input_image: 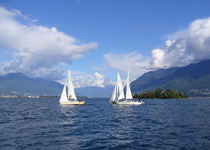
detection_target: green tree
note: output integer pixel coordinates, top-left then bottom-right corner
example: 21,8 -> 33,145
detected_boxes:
135,88 -> 188,99
140,92 -> 146,99
162,92 -> 168,99
133,94 -> 139,99
149,91 -> 156,99
165,89 -> 176,98
155,88 -> 162,98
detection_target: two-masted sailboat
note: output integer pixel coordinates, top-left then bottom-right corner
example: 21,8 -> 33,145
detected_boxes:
59,69 -> 85,105
110,71 -> 144,105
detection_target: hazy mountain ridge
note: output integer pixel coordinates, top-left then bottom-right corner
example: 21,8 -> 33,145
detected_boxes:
0,73 -> 113,97
131,59 -> 210,97
1,59 -> 210,97
0,73 -> 63,96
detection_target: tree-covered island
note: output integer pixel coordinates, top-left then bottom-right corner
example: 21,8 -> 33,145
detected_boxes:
133,88 -> 188,99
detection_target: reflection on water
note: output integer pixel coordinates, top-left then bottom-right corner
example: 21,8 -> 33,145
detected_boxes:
60,105 -> 78,131
60,105 -> 76,115
0,98 -> 210,149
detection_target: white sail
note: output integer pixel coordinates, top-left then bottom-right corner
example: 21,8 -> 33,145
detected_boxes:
126,71 -> 133,100
59,83 -> 69,103
117,72 -> 125,100
67,69 -> 77,100
118,87 -> 125,100
110,71 -> 144,105
110,82 -> 117,102
110,72 -> 125,102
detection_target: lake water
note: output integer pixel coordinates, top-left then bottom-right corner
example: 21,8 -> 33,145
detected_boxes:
0,98 -> 210,150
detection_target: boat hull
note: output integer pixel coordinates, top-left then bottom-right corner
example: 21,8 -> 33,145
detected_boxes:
111,100 -> 144,105
60,100 -> 85,105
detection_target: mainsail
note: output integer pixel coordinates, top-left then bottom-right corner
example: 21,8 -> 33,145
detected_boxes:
67,69 -> 77,100
110,82 -> 117,102
110,72 -> 125,102
117,72 -> 125,100
126,71 -> 133,100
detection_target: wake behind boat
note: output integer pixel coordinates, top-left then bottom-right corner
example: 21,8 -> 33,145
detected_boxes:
59,69 -> 85,105
110,71 -> 144,105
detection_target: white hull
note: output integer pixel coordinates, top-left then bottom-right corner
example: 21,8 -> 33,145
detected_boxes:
111,100 -> 144,105
60,100 -> 85,105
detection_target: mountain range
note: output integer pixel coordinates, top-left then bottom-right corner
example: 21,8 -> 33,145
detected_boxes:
131,59 -> 210,97
0,73 -> 63,96
0,72 -> 112,97
0,59 -> 210,97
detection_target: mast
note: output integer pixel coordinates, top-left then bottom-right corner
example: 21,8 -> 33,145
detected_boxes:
126,71 -> 133,100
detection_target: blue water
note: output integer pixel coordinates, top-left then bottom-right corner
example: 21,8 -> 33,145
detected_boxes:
0,98 -> 210,150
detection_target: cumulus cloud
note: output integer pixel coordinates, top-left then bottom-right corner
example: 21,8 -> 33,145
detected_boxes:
0,7 -> 98,80
151,17 -> 210,69
105,17 -> 210,79
72,72 -> 114,88
104,52 -> 151,79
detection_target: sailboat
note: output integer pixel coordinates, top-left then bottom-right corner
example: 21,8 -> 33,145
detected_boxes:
59,69 -> 85,105
110,71 -> 144,105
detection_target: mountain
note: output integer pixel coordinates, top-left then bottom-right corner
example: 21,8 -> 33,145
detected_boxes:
0,73 -> 63,96
3,60 -> 210,97
0,72 -> 113,97
131,59 -> 210,97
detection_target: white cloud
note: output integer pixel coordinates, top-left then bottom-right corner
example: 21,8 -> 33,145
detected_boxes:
151,17 -> 210,69
0,7 -> 98,80
151,49 -> 165,68
104,51 -> 151,79
73,72 -> 114,88
105,17 -> 210,79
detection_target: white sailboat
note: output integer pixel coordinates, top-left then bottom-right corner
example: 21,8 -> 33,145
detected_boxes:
110,71 -> 144,105
59,69 -> 85,105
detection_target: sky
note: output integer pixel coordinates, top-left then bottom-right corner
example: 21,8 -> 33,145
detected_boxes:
0,0 -> 210,88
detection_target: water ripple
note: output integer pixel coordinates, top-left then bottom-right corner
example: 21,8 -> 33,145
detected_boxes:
0,98 -> 210,149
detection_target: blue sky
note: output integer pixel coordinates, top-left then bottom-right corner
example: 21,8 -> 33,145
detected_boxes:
0,0 -> 210,87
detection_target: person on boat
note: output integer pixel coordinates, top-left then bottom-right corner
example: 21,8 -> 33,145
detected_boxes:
138,97 -> 141,102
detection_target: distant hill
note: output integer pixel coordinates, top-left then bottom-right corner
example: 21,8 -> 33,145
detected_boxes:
0,73 -> 63,96
3,60 -> 210,97
0,72 -> 113,97
131,59 -> 210,97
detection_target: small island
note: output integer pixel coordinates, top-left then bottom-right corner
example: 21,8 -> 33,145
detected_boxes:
133,88 -> 189,99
